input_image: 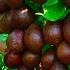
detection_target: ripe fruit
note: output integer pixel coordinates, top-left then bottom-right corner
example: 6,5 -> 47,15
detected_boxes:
50,61 -> 66,70
0,0 -> 8,13
57,42 -> 70,64
6,30 -> 24,53
4,52 -> 21,68
63,15 -> 70,44
5,0 -> 23,8
0,11 -> 13,33
65,0 -> 70,6
43,22 -> 62,45
22,52 -> 40,69
40,51 -> 55,70
24,24 -> 44,53
11,8 -> 34,29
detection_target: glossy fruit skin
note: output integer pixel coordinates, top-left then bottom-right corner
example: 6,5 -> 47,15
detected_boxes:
22,52 -> 40,69
4,52 -> 21,68
17,64 -> 29,70
24,24 -> 44,53
11,8 -> 34,29
33,0 -> 46,4
50,62 -> 66,70
40,51 -> 55,70
6,30 -> 24,53
5,0 -> 22,8
0,0 -> 8,13
65,0 -> 70,6
63,15 -> 70,44
43,22 -> 62,46
57,42 -> 70,64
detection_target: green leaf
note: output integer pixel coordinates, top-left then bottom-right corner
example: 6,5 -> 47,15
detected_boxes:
42,0 -> 67,21
0,34 -> 8,42
42,44 -> 53,55
67,64 -> 70,70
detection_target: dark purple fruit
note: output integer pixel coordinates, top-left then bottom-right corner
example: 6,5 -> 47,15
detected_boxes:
40,51 -> 55,70
33,0 -> 46,4
63,15 -> 70,44
17,64 -> 29,70
0,11 -> 14,33
6,30 -> 25,53
24,24 -> 44,53
0,0 -> 8,13
5,0 -> 22,8
4,52 -> 21,68
22,52 -> 40,69
57,42 -> 70,64
50,61 -> 66,70
65,0 -> 70,6
11,8 -> 34,29
43,22 -> 62,45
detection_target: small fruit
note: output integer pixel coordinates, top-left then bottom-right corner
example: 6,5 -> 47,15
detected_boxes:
40,51 -> 55,70
24,24 -> 44,53
63,15 -> 70,44
57,42 -> 70,64
11,8 -> 34,29
6,30 -> 24,53
22,52 -> 40,69
43,22 -> 62,45
4,52 -> 21,68
50,61 -> 66,70
5,0 -> 22,8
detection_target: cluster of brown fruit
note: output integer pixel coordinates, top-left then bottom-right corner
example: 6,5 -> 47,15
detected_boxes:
0,0 -> 70,70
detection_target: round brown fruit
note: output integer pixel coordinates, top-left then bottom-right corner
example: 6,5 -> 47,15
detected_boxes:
5,0 -> 22,8
4,52 -> 21,68
24,24 -> 44,53
50,61 -> 66,70
0,0 -> 8,13
11,8 -> 34,29
40,51 -> 55,70
57,42 -> 70,64
6,30 -> 25,53
43,22 -> 62,46
22,52 -> 40,69
0,10 -> 14,33
63,15 -> 70,44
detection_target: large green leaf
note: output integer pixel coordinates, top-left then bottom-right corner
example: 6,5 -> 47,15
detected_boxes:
42,0 -> 68,21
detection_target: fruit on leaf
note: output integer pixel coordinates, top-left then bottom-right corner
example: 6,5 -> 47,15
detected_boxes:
50,61 -> 66,70
6,30 -> 25,53
24,24 -> 44,53
40,51 -> 55,70
0,0 -> 8,13
65,0 -> 70,6
4,52 -> 21,68
5,0 -> 23,8
63,15 -> 70,44
57,42 -> 70,64
22,52 -> 40,69
43,22 -> 62,45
